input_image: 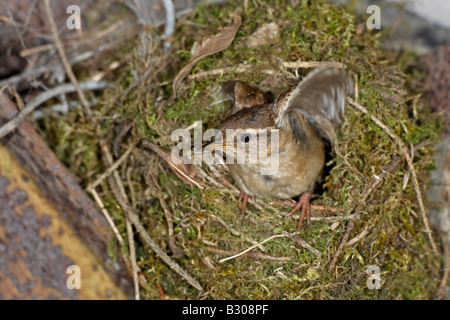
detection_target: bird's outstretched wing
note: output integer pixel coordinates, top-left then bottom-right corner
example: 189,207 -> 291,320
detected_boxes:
272,65 -> 353,144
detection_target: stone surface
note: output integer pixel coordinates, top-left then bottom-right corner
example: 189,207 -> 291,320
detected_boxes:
331,0 -> 450,54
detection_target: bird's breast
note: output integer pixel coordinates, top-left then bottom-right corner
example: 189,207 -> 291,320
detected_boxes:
227,138 -> 325,199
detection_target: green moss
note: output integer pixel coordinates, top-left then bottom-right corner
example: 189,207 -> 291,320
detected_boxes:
37,0 -> 442,300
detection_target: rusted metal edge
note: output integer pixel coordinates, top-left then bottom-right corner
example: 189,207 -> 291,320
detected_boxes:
0,92 -> 133,298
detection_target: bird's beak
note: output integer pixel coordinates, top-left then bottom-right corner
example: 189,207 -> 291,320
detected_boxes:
191,139 -> 229,156
202,139 -> 230,153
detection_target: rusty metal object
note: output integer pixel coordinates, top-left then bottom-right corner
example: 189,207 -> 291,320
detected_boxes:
0,93 -> 133,299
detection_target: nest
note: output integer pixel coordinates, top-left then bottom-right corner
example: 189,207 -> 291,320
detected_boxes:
36,0 -> 443,299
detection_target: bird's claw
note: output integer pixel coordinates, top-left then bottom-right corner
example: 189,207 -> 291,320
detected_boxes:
287,193 -> 311,230
238,192 -> 255,216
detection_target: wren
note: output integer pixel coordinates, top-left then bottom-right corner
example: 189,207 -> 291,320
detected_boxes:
204,66 -> 353,229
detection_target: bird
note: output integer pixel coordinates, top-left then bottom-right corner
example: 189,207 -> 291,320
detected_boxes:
203,65 -> 353,229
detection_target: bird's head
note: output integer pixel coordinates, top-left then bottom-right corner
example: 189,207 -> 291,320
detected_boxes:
202,105 -> 281,167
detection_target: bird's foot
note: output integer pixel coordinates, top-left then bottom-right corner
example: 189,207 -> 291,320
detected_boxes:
286,193 -> 311,230
238,192 -> 255,216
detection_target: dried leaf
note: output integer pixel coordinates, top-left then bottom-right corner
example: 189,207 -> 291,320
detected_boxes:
172,14 -> 242,96
143,140 -> 204,189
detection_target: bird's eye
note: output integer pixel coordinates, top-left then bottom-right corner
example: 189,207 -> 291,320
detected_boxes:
241,133 -> 251,143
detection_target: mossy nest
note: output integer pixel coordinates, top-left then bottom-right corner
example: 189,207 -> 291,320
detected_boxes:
39,0 -> 443,299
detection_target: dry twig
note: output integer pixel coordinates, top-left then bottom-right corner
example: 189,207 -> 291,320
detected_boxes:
44,0 -> 92,116
162,0 -> 175,51
156,195 -> 184,257
346,228 -> 370,247
0,81 -> 109,139
219,234 -> 287,263
187,60 -> 343,82
188,64 -> 278,81
329,220 -> 355,271
218,231 -> 322,263
87,140 -> 138,190
100,142 -> 140,300
204,247 -> 292,262
89,188 -> 125,246
294,238 -> 322,258
282,61 -> 346,69
126,218 -> 140,300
